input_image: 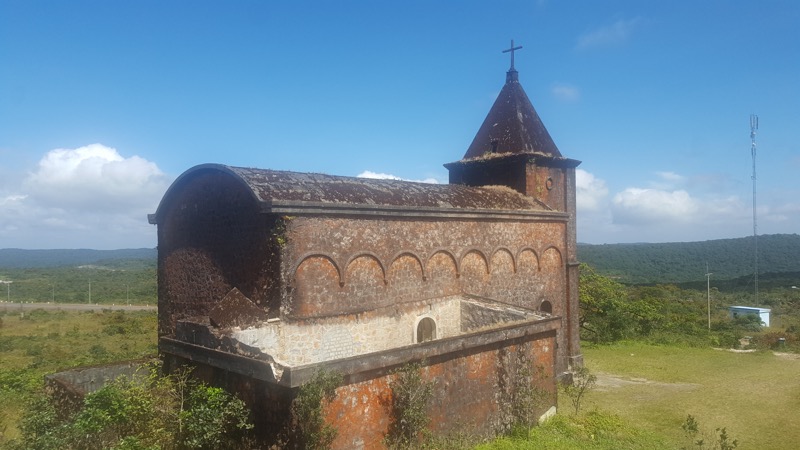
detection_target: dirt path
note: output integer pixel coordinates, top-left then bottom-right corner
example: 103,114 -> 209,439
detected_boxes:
596,349 -> 800,390
594,372 -> 700,391
0,302 -> 155,312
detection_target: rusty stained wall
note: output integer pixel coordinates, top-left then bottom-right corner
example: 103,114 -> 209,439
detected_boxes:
156,171 -> 281,336
325,332 -> 557,450
162,329 -> 555,449
525,164 -> 566,212
284,216 -> 567,320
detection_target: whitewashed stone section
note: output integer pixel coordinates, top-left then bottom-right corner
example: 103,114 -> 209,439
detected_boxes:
233,296 -> 464,366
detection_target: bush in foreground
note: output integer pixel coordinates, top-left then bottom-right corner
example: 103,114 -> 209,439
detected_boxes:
5,364 -> 253,450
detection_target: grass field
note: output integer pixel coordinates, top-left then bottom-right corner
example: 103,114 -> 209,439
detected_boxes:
3,309 -> 799,449
0,308 -> 157,441
582,342 -> 800,449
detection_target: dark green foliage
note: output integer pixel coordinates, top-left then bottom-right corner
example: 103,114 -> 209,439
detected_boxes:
179,384 -> 253,449
7,394 -> 63,450
385,362 -> 434,449
6,365 -> 253,450
579,263 -> 779,347
579,234 -> 800,286
579,263 -> 650,343
0,367 -> 43,394
288,370 -> 342,450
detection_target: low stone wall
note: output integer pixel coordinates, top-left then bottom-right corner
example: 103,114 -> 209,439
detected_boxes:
44,359 -> 150,417
460,297 -> 540,332
161,313 -> 560,449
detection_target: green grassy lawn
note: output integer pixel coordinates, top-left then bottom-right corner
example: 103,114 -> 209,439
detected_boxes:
582,342 -> 800,450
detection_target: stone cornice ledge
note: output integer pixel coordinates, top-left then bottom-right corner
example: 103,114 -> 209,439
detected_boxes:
263,199 -> 569,222
160,315 -> 560,388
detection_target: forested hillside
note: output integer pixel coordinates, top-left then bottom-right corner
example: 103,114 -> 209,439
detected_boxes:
0,249 -> 157,304
578,234 -> 800,285
2,236 -> 799,298
0,248 -> 156,269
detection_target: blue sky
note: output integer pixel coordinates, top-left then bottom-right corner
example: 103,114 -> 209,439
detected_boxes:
1,0 -> 798,249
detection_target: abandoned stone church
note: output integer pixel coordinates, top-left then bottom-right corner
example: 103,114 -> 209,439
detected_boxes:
149,53 -> 582,448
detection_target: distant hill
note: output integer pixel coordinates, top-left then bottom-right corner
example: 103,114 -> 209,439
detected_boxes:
3,235 -> 799,286
0,248 -> 157,269
578,234 -> 800,285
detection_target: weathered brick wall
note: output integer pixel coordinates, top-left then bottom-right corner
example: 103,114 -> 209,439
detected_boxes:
525,165 -> 566,212
324,331 -> 557,449
284,217 -> 567,320
156,171 -> 280,336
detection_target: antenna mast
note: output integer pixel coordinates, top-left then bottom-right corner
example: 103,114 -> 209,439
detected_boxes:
750,114 -> 759,304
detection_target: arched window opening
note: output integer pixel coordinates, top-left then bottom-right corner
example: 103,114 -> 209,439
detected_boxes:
416,317 -> 437,343
540,300 -> 553,314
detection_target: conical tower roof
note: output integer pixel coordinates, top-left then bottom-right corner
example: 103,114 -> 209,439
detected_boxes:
462,68 -> 561,159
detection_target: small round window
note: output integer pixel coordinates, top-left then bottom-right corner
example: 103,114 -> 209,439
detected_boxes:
540,301 -> 553,314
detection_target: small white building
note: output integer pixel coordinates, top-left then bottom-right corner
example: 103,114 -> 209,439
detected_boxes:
729,306 -> 771,327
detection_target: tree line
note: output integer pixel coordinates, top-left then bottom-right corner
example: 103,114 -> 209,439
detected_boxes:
0,261 -> 156,305
579,233 -> 800,285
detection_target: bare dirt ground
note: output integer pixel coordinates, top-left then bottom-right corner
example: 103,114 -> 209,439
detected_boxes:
0,301 -> 155,312
594,372 -> 700,391
596,349 -> 799,391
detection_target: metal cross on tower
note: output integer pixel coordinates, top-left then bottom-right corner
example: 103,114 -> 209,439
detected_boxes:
502,40 -> 523,71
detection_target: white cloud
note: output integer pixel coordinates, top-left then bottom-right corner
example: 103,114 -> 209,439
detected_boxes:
551,83 -> 580,102
576,17 -> 642,50
573,167 -> 800,243
0,144 -> 170,249
576,169 -> 608,211
357,170 -> 439,184
24,143 -> 167,212
612,188 -> 698,225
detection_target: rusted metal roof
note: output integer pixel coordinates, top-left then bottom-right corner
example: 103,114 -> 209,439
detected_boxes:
228,165 -> 550,210
150,164 -> 554,223
461,69 -> 561,160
